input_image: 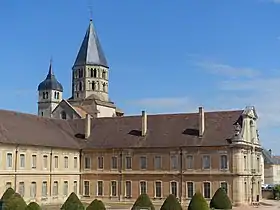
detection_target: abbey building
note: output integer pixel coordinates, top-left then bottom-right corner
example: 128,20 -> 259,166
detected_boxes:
37,19 -> 123,119
0,18 -> 264,208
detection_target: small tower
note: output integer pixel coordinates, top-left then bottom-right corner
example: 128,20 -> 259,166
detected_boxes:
37,60 -> 63,117
72,19 -> 109,102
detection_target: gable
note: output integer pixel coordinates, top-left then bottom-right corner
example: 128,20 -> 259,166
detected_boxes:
52,100 -> 81,119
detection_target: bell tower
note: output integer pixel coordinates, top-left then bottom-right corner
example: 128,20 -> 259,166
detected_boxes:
37,60 -> 63,117
72,19 -> 109,102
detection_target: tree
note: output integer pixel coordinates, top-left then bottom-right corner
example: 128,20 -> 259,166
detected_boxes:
25,202 -> 41,210
210,188 -> 232,209
131,194 -> 155,210
61,192 -> 84,210
1,188 -> 16,201
3,193 -> 27,210
160,194 -> 182,210
86,199 -> 106,210
188,192 -> 209,210
273,185 -> 280,200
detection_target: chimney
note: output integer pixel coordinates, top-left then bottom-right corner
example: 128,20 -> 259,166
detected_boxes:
141,111 -> 147,136
199,106 -> 205,137
85,114 -> 91,139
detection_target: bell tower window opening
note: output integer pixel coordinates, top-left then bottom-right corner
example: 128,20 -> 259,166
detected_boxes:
79,82 -> 83,91
102,70 -> 106,79
92,81 -> 95,90
45,92 -> 48,99
43,92 -> 45,99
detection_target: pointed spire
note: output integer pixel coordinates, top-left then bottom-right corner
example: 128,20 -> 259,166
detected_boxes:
47,57 -> 53,76
73,19 -> 108,68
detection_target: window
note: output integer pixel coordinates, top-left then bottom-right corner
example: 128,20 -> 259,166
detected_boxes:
155,181 -> 162,198
94,69 -> 97,77
221,182 -> 228,194
7,153 -> 12,168
42,181 -> 47,197
41,112 -> 44,116
32,155 -> 37,168
63,181 -> 68,196
92,81 -> 95,90
43,92 -> 45,99
202,155 -> 210,169
154,156 -> 162,170
20,154 -> 25,168
45,92 -> 48,99
64,156 -> 69,168
43,155 -> 48,169
19,182 -> 25,197
111,156 -> 118,169
30,182 -> 36,198
61,111 -> 66,120
53,181 -> 58,196
6,182 -> 11,189
74,157 -> 78,169
140,156 -> 147,170
54,156 -> 58,168
126,156 -> 132,169
171,155 -> 178,170
84,181 -> 90,196
187,182 -> 194,198
140,181 -> 147,194
203,182 -> 211,198
85,157 -> 91,169
98,156 -> 103,169
244,156 -> 247,171
97,181 -> 103,196
111,181 -> 117,197
220,155 -> 228,170
102,70 -> 106,78
125,181 -> 132,198
170,181 -> 178,197
74,181 -> 77,194
186,155 -> 193,169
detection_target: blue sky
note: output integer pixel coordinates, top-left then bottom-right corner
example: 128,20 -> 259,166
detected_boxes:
1,0 -> 280,153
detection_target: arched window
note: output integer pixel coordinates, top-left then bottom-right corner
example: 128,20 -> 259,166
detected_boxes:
90,68 -> 94,77
102,82 -> 106,91
92,81 -> 95,90
57,92 -> 60,99
79,82 -> 83,91
43,92 -> 45,99
60,111 -> 67,120
94,69 -> 97,77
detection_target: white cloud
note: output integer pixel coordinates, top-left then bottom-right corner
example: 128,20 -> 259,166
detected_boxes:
128,97 -> 199,114
194,61 -> 260,78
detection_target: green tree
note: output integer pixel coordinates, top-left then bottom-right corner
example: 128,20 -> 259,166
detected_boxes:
3,193 -> 27,210
86,199 -> 106,210
1,188 -> 15,201
188,192 -> 209,210
210,188 -> 232,209
273,185 -> 280,200
61,192 -> 84,210
160,194 -> 182,210
131,194 -> 155,210
25,202 -> 41,210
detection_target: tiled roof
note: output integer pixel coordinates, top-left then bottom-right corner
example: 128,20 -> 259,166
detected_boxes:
0,109 -> 243,150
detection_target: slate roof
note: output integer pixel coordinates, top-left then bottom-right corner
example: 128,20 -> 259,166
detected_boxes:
262,149 -> 280,165
38,62 -> 63,92
73,19 -> 108,68
0,109 -> 243,150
